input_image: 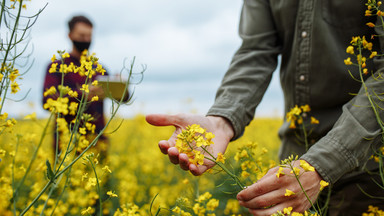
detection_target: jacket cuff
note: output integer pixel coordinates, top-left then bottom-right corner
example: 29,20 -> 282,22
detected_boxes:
207,97 -> 246,141
300,106 -> 380,184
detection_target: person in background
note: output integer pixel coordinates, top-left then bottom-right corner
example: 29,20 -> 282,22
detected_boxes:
42,15 -> 109,161
146,1 -> 384,215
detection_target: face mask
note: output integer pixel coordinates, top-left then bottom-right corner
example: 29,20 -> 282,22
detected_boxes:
72,40 -> 91,53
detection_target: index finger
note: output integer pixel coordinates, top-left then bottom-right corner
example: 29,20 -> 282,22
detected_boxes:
237,170 -> 281,201
146,114 -> 180,127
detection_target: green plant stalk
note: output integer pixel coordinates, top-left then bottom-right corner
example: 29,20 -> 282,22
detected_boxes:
200,145 -> 245,190
20,97 -> 123,215
0,0 -> 23,114
357,44 -> 384,184
49,150 -> 79,216
0,0 -> 6,26
288,163 -> 318,214
20,181 -> 51,216
44,58 -> 93,215
88,157 -> 103,216
301,119 -> 309,151
39,174 -> 64,216
53,69 -> 66,172
54,64 -> 92,174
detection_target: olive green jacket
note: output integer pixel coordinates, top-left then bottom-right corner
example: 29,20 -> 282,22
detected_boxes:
207,0 -> 384,184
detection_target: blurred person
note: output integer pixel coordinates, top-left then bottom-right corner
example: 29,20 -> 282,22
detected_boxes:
42,15 -> 109,161
146,1 -> 384,215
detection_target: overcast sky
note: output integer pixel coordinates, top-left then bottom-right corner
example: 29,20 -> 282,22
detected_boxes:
4,0 -> 283,118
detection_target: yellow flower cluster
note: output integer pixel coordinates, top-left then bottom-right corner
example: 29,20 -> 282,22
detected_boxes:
286,105 -> 319,129
344,36 -> 376,75
1,63 -> 21,94
273,210 -> 320,216
234,141 -> 273,183
175,124 -> 215,166
365,0 -> 383,18
171,192 -> 220,216
362,205 -> 384,216
0,115 -> 285,215
49,51 -> 105,77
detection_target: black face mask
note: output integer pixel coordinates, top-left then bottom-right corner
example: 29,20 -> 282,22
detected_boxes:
72,40 -> 91,53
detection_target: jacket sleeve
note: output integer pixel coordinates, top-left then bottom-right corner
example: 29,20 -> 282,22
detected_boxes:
207,0 -> 281,140
301,18 -> 384,184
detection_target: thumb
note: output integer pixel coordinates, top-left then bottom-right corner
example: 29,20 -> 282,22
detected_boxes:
146,114 -> 180,127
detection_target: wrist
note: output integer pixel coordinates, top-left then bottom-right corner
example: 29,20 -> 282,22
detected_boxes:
207,115 -> 235,141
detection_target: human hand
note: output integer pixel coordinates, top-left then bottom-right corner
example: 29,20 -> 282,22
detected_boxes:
237,160 -> 323,215
145,113 -> 234,176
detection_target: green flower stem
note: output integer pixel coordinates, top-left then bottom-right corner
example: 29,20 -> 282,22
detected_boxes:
87,157 -> 103,216
287,163 -> 318,214
200,146 -> 245,190
39,174 -> 64,216
357,43 -> 384,184
54,71 -> 91,174
301,120 -> 309,151
20,96 -> 122,215
20,181 -> 51,216
53,70 -> 66,172
0,0 -> 6,26
0,0 -> 23,114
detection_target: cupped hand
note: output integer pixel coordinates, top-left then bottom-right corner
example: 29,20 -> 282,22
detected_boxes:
145,113 -> 234,176
237,160 -> 323,215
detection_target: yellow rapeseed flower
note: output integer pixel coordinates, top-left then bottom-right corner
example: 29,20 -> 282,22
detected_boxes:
11,82 -> 20,93
344,57 -> 353,65
80,84 -> 89,93
49,63 -> 58,73
107,191 -> 118,197
216,152 -> 226,164
366,22 -> 376,27
346,46 -> 354,54
43,86 -> 57,97
276,167 -> 285,178
51,54 -> 56,63
79,127 -> 87,135
284,207 -> 293,215
300,160 -> 315,172
319,180 -> 329,191
370,51 -> 377,58
284,189 -> 295,197
310,116 -> 319,124
206,198 -> 219,211
290,167 -> 301,176
68,90 -> 78,98
62,52 -> 70,59
300,104 -> 311,112
81,207 -> 92,215
102,165 -> 112,173
196,192 -> 212,203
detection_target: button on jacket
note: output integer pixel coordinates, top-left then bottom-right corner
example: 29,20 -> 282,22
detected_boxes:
207,0 -> 384,184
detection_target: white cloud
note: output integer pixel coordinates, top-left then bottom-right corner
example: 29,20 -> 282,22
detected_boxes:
4,0 -> 283,118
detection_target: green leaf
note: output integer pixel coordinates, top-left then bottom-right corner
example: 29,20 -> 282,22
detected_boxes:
46,160 -> 54,182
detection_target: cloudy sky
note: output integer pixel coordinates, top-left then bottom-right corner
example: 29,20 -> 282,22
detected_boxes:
5,0 -> 283,118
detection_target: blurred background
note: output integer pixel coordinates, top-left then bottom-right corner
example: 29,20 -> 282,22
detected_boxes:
7,0 -> 283,119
